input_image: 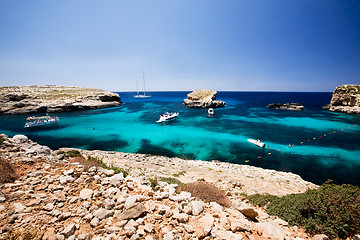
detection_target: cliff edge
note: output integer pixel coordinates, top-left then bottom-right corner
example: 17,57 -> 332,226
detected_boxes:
184,89 -> 226,108
0,85 -> 122,115
327,84 -> 360,114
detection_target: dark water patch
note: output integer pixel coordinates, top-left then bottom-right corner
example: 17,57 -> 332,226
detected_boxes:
27,134 -> 128,151
138,139 -> 177,158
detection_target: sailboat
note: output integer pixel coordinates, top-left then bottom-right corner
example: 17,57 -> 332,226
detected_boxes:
134,71 -> 151,98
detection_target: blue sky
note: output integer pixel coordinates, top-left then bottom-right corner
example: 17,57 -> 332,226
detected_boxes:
0,0 -> 359,92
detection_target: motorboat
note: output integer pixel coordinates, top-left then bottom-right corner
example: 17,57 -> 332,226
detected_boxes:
208,108 -> 214,115
24,115 -> 59,128
156,112 -> 179,123
247,139 -> 265,148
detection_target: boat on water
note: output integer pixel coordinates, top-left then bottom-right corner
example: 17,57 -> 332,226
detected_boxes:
24,115 -> 59,128
247,139 -> 265,148
156,112 -> 179,123
134,71 -> 151,98
208,108 -> 214,115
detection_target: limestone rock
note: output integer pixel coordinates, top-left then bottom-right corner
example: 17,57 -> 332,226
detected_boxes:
235,202 -> 258,219
184,89 -> 226,108
61,223 -> 76,238
0,85 -> 122,115
80,189 -> 93,200
93,208 -> 114,220
191,201 -> 205,216
327,84 -> 360,114
268,103 -> 304,111
117,203 -> 146,221
254,222 -> 287,240
199,213 -> 214,237
11,135 -> 28,143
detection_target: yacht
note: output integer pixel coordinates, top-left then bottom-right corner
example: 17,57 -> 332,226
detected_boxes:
24,115 -> 59,128
134,71 -> 151,98
156,112 -> 179,123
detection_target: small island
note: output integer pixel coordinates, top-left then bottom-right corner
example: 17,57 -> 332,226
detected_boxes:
184,89 -> 226,108
267,103 -> 304,111
325,84 -> 360,114
0,85 -> 122,115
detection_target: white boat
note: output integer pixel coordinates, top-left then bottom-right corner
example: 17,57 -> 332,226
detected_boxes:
247,139 -> 265,148
24,115 -> 59,128
156,112 -> 179,123
208,108 -> 214,115
134,71 -> 151,98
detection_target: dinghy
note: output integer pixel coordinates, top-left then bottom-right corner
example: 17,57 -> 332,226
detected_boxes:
247,139 -> 265,148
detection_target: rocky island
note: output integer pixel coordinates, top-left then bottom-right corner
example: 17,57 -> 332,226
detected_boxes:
267,103 -> 304,111
0,134 -> 323,240
0,85 -> 122,115
325,84 -> 360,114
184,90 -> 226,108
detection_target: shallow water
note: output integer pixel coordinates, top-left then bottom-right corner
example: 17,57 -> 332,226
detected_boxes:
1,91 -> 359,185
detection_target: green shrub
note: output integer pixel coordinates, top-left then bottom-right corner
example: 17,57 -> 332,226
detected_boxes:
0,135 -> 3,146
247,181 -> 360,239
173,171 -> 186,177
56,150 -> 65,155
160,177 -> 183,186
247,193 -> 279,207
148,177 -> 158,190
66,150 -> 82,157
86,155 -> 128,177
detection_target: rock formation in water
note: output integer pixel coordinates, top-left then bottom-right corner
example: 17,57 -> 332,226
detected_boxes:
184,89 -> 226,108
0,133 -> 319,240
0,85 -> 122,115
325,84 -> 360,114
267,103 -> 304,111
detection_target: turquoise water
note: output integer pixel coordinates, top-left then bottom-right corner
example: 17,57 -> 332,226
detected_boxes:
1,91 -> 359,185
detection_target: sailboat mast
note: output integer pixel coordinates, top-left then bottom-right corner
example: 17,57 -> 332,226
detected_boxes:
143,71 -> 146,96
136,79 -> 139,95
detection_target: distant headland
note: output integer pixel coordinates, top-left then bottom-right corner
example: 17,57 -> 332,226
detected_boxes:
0,85 -> 122,115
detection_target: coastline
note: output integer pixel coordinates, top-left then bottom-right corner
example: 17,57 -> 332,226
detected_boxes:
0,133 -> 319,239
64,148 -> 317,197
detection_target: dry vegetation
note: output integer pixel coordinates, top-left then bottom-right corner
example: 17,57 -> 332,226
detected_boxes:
177,181 -> 231,207
0,156 -> 18,184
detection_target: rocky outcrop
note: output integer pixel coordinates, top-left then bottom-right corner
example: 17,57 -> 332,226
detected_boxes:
326,84 -> 360,114
184,89 -> 226,108
0,134 -> 318,239
0,85 -> 122,115
268,103 -> 304,111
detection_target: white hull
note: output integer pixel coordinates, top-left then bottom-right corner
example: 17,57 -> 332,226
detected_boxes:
156,112 -> 179,123
247,139 -> 265,148
208,108 -> 214,115
25,116 -> 59,128
134,95 -> 151,98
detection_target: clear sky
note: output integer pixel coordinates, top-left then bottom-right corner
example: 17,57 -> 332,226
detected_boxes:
0,0 -> 359,92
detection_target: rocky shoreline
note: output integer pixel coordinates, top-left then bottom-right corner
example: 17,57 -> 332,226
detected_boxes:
267,103 -> 304,111
0,85 -> 122,115
326,84 -> 360,114
184,90 -> 225,108
0,134 -> 322,240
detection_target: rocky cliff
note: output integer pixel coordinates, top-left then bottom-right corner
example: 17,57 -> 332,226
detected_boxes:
327,84 -> 360,114
0,134 -> 319,240
184,90 -> 226,108
0,85 -> 122,115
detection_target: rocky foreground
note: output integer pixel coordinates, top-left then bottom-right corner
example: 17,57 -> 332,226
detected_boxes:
0,85 -> 122,115
326,84 -> 360,114
184,90 -> 225,108
0,134 -> 324,240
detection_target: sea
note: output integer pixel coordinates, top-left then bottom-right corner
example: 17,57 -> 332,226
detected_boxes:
1,91 -> 360,186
